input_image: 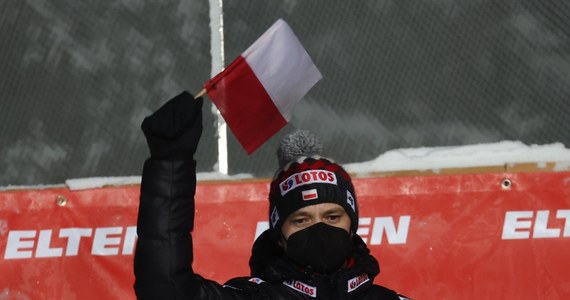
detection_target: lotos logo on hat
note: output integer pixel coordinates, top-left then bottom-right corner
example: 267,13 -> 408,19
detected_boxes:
279,170 -> 337,196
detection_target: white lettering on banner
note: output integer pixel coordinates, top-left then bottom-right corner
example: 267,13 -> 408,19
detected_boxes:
5,230 -> 35,259
502,210 -> 570,239
92,227 -> 123,255
3,226 -> 137,260
122,226 -> 137,255
254,216 -> 410,245
358,216 -> 411,245
59,228 -> 93,256
36,230 -> 63,258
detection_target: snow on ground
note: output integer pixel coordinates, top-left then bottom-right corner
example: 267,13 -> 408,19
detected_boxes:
2,141 -> 570,191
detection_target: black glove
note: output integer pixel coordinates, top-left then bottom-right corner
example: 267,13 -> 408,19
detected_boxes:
141,91 -> 203,160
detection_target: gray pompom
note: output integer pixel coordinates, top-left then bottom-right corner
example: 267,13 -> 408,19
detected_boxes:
277,129 -> 323,168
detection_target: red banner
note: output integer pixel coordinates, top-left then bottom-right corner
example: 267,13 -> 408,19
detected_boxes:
1,171 -> 569,299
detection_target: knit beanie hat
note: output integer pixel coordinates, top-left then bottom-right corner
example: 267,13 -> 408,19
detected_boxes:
269,130 -> 359,234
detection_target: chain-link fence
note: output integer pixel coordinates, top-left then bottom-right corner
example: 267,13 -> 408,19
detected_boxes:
1,0 -> 569,186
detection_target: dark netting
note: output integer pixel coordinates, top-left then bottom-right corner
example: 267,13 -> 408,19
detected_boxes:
1,0 -> 569,185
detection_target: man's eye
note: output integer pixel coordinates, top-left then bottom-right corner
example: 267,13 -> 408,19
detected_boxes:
325,215 -> 340,222
293,218 -> 308,225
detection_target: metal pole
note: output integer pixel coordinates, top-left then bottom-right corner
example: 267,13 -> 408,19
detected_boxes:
208,0 -> 228,174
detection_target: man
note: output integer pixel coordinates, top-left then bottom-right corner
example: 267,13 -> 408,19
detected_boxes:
134,91 -> 409,299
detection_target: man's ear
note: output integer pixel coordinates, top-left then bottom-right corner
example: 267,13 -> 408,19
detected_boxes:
277,238 -> 284,248
275,230 -> 287,250
269,228 -> 287,250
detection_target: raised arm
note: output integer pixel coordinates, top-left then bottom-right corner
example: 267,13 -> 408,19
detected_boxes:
134,91 -> 203,299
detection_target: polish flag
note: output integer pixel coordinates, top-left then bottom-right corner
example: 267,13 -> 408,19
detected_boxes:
302,189 -> 319,201
204,19 -> 322,154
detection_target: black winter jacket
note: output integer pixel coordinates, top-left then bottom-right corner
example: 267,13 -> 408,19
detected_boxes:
134,159 -> 409,299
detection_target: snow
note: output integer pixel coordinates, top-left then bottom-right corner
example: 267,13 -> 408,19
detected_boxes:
343,141 -> 570,174
65,176 -> 142,191
2,141 -> 570,191
63,173 -> 254,191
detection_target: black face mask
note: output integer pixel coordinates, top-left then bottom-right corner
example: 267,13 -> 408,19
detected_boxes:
284,222 -> 353,274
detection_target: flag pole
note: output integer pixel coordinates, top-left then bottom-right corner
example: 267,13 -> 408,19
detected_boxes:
195,88 -> 207,99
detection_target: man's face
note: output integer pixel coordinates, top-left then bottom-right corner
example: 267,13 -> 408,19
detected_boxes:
281,203 -> 351,240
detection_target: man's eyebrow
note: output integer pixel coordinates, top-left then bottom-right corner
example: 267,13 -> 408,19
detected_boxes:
288,211 -> 312,218
323,207 -> 345,214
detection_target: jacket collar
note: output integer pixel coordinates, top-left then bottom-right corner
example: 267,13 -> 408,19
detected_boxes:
249,229 -> 380,297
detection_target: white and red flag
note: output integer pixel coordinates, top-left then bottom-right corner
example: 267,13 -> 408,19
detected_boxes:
203,19 -> 322,154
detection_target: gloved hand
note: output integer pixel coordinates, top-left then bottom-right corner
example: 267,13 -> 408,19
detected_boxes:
141,91 -> 203,160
